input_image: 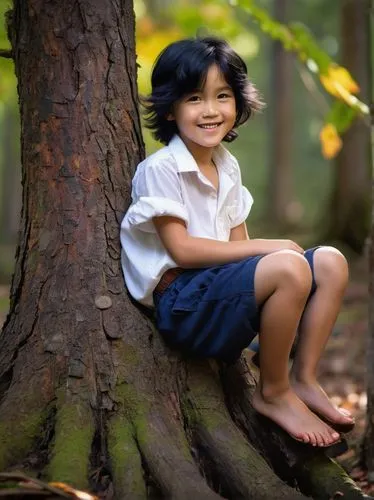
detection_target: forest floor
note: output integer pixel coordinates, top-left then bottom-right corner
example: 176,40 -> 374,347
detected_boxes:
0,253 -> 373,495
316,254 -> 374,495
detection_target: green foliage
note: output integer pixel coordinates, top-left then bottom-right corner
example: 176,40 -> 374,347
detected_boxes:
0,0 -> 16,104
326,101 -> 358,135
224,0 -> 369,158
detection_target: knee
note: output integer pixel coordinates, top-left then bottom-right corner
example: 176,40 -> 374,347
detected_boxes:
266,250 -> 313,295
313,246 -> 349,288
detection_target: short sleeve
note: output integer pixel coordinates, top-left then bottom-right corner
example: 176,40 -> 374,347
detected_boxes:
126,161 -> 189,233
225,155 -> 254,228
230,186 -> 254,228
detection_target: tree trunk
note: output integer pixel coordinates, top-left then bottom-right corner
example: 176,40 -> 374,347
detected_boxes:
0,0 -> 370,498
0,103 -> 21,245
324,0 -> 371,252
364,0 -> 374,477
266,0 -> 294,229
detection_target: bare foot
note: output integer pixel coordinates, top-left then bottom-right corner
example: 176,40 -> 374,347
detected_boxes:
252,387 -> 341,447
291,379 -> 354,431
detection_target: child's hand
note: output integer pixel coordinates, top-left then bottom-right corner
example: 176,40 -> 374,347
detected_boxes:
255,239 -> 304,254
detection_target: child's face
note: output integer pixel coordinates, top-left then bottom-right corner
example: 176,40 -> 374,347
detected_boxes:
168,64 -> 236,155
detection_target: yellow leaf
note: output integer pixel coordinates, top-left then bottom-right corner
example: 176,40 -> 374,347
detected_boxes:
320,64 -> 360,102
319,123 -> 342,159
330,65 -> 360,93
48,482 -> 98,499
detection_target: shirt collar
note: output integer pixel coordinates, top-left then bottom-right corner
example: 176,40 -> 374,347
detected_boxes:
168,134 -> 236,176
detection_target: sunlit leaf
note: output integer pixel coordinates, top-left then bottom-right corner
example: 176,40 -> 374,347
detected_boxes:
49,481 -> 99,499
319,123 -> 343,159
321,64 -> 360,94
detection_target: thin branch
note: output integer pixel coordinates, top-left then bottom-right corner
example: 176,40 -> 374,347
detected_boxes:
0,49 -> 13,59
295,61 -> 330,116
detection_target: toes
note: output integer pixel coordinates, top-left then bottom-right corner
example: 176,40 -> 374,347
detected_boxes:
325,429 -> 340,445
308,432 -> 318,447
331,430 -> 340,442
339,408 -> 354,421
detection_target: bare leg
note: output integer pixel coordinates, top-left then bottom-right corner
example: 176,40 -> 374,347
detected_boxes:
252,250 -> 340,447
291,247 -> 353,427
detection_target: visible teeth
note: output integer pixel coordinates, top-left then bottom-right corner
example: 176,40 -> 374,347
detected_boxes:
200,124 -> 219,129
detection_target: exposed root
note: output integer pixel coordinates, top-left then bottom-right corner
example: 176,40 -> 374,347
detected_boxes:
47,390 -> 95,489
0,371 -> 49,472
134,406 -> 222,499
296,455 -> 374,499
0,403 -> 46,472
181,360 -> 307,499
107,414 -> 146,499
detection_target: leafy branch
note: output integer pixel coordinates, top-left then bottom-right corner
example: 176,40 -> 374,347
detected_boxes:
226,0 -> 370,159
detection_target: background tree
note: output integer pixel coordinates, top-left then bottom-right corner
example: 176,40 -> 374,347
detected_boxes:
323,0 -> 371,252
0,102 -> 21,245
364,0 -> 374,481
266,0 -> 294,228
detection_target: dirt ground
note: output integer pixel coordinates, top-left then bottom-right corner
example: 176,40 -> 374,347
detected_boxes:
0,254 -> 373,495
316,254 -> 373,495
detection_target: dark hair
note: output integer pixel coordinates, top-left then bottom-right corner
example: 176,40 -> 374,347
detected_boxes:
142,36 -> 265,144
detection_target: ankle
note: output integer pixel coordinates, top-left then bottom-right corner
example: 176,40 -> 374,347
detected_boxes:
290,371 -> 317,386
259,382 -> 290,402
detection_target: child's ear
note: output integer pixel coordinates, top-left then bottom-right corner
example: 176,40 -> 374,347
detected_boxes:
166,112 -> 175,121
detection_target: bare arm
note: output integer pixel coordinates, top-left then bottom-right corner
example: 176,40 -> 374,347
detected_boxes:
229,221 -> 249,241
153,217 -> 303,268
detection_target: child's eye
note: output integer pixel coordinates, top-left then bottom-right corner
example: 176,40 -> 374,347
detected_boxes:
186,95 -> 201,102
218,93 -> 232,99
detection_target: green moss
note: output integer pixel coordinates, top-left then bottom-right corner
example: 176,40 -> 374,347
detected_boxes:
107,416 -> 146,497
0,410 -> 45,471
47,400 -> 94,489
181,388 -> 229,433
112,341 -> 140,376
298,455 -> 366,499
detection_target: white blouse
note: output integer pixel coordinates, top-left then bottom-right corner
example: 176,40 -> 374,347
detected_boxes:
120,135 -> 253,307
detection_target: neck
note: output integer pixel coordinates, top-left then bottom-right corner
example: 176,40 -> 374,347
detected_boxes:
180,137 -> 215,167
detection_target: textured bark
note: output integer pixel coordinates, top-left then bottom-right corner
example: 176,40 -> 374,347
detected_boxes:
0,0 -> 370,498
324,0 -> 371,251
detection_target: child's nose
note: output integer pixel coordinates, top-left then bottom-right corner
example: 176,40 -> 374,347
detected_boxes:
202,101 -> 219,117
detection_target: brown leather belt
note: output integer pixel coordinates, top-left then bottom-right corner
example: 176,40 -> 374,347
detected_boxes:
154,267 -> 184,295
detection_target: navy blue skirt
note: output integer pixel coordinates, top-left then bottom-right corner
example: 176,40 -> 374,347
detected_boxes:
154,249 -> 318,363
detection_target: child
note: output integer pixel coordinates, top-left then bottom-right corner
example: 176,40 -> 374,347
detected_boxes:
121,36 -> 353,447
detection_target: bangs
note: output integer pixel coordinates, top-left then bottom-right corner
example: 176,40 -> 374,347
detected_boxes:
156,46 -> 217,99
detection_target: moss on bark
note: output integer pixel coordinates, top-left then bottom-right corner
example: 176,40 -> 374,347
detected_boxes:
47,398 -> 94,489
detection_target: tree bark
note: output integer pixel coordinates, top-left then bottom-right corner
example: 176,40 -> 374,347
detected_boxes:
324,0 -> 371,252
0,0 -> 370,498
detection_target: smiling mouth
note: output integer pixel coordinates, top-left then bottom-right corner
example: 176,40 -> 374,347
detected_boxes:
198,123 -> 222,129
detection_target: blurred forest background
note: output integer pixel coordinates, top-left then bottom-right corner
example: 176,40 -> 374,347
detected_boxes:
0,0 -> 372,489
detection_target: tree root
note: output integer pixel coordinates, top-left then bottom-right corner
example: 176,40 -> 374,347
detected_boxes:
110,372 -> 222,499
221,358 -> 373,499
296,455 -> 374,499
47,391 -> 95,490
181,359 -> 307,499
0,403 -> 46,472
0,361 -> 51,473
134,406 -> 222,498
107,414 -> 147,499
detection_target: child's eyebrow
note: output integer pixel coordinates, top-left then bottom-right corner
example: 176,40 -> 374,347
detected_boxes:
216,86 -> 233,92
